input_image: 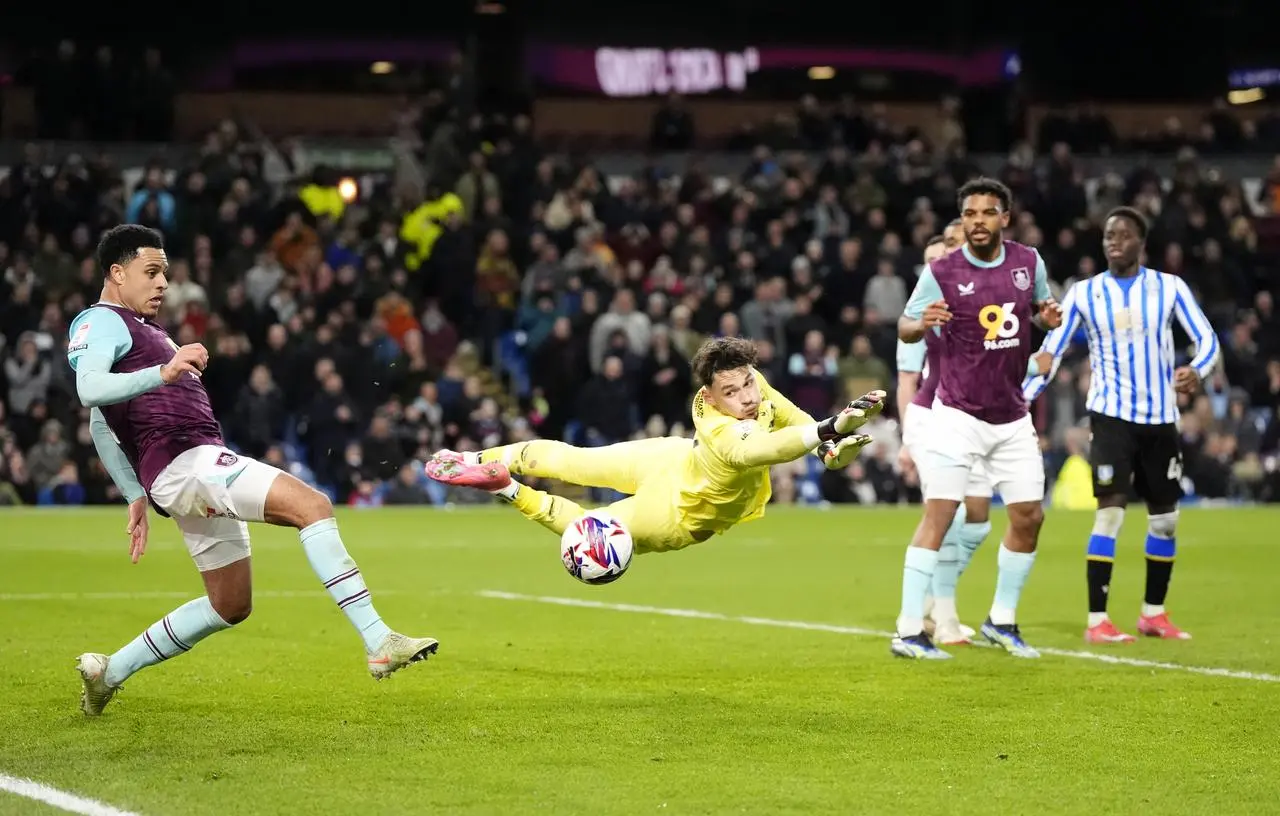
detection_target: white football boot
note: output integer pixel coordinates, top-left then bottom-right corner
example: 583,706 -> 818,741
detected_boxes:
76,653 -> 120,716
368,633 -> 439,680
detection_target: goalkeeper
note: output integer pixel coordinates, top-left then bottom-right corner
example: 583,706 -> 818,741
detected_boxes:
426,336 -> 884,554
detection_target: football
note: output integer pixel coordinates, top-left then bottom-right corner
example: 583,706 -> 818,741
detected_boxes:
560,512 -> 634,585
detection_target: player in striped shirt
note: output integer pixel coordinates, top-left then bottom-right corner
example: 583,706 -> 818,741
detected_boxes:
1023,207 -> 1220,643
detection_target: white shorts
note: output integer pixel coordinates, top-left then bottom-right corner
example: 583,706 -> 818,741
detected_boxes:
148,445 -> 284,572
902,403 -> 992,499
924,403 -> 1044,505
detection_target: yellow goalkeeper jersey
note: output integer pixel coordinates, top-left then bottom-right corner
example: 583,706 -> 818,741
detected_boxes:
676,369 -> 817,535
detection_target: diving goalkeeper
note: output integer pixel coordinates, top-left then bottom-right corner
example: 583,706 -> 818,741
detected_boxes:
425,336 -> 885,553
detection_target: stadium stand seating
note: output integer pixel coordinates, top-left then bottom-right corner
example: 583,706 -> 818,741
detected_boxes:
3,62 -> 1280,508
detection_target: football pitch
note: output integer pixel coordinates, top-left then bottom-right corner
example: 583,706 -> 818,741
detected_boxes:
1,506 -> 1278,815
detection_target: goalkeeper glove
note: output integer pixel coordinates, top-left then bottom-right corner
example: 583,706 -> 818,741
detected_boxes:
817,433 -> 873,470
815,389 -> 888,441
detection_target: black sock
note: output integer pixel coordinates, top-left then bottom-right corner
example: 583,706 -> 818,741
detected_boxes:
1087,559 -> 1113,614
1144,558 -> 1174,606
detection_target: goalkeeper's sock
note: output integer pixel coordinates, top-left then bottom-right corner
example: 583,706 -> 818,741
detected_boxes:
104,597 -> 230,687
501,481 -> 587,537
490,479 -> 521,500
300,518 -> 393,652
897,546 -> 939,636
479,445 -> 521,467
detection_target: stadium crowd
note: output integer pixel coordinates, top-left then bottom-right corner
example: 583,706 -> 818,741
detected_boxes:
3,75 -> 1280,508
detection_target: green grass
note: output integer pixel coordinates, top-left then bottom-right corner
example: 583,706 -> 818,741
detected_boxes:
1,506 -> 1279,815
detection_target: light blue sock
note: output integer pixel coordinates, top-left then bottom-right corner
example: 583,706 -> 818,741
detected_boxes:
105,597 -> 230,687
931,542 -> 959,600
300,518 -> 392,652
955,520 -> 992,576
990,543 -> 1037,625
930,507 -> 967,601
898,547 -> 940,635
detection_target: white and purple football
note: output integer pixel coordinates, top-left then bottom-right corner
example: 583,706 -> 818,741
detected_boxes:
560,512 -> 634,585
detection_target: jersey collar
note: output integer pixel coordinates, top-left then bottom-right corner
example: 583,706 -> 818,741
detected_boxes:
960,243 -> 1005,268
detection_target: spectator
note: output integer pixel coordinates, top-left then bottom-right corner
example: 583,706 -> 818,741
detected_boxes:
837,334 -> 891,405
384,463 -> 431,505
576,356 -> 636,445
4,334 -> 51,415
786,329 -> 838,418
26,419 -> 69,490
740,278 -> 794,356
639,326 -> 693,429
0,81 -> 1270,509
588,288 -> 651,372
863,257 -> 907,321
233,365 -> 287,458
475,228 -> 520,354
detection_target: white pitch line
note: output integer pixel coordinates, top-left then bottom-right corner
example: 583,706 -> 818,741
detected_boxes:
0,589 -> 405,602
0,774 -> 142,816
478,590 -> 1280,684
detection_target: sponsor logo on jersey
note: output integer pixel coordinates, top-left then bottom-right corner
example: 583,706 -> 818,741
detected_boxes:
979,302 -> 1022,351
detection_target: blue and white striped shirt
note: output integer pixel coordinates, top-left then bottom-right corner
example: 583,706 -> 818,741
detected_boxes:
1022,268 -> 1220,425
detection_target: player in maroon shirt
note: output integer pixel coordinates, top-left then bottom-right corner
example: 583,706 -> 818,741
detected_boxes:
69,225 -> 437,716
894,178 -> 1062,660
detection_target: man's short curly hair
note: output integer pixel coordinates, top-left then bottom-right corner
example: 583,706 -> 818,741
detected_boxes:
1105,206 -> 1149,240
956,176 -> 1013,213
691,336 -> 759,388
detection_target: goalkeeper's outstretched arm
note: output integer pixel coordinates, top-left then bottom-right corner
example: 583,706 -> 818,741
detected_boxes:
711,421 -> 834,470
712,395 -> 883,470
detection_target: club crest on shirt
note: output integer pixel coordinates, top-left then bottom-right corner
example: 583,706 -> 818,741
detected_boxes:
1011,267 -> 1031,291
215,451 -> 239,468
1096,465 -> 1114,485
